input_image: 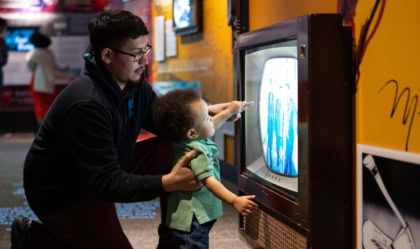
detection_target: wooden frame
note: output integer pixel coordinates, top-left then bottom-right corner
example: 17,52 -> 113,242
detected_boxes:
235,14 -> 354,248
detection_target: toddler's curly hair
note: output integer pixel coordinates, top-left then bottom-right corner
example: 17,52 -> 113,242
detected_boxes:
153,88 -> 202,141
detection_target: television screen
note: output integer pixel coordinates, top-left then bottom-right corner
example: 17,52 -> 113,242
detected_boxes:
260,57 -> 298,176
173,0 -> 192,29
237,15 -> 353,245
172,0 -> 201,36
244,39 -> 298,194
5,27 -> 38,52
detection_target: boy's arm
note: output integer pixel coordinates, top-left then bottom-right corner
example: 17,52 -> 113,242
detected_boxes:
201,176 -> 258,216
212,108 -> 234,129
201,175 -> 236,203
212,101 -> 253,129
208,103 -> 230,116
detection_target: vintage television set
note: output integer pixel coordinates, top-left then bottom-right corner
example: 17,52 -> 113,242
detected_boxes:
5,26 -> 39,52
235,14 -> 353,248
172,0 -> 202,36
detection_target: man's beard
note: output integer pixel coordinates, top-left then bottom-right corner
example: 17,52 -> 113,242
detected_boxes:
127,79 -> 141,85
127,69 -> 144,85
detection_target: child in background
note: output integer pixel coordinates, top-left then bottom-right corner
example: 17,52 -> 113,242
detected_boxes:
26,32 -> 59,128
153,88 -> 258,249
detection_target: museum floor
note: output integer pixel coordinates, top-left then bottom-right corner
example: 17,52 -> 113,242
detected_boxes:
0,133 -> 250,249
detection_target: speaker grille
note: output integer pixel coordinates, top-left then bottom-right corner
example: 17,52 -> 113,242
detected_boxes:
243,208 -> 307,249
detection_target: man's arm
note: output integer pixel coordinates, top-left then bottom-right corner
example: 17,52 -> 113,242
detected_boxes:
63,103 -> 176,202
201,176 -> 258,216
162,150 -> 201,192
0,38 -> 8,68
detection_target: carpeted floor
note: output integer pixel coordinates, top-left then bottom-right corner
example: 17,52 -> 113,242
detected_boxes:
0,133 -> 251,249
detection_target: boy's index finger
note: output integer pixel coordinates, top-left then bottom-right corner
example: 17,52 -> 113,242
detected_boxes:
244,101 -> 254,107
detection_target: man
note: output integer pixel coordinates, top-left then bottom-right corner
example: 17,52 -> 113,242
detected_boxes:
11,9 -> 240,249
0,17 -> 8,111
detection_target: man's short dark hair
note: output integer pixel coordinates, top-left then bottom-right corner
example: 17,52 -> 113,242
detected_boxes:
30,32 -> 51,48
153,89 -> 202,141
88,9 -> 149,57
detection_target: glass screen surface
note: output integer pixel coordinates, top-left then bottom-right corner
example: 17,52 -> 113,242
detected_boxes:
259,57 -> 298,176
173,0 -> 192,29
5,27 -> 37,52
244,39 -> 298,193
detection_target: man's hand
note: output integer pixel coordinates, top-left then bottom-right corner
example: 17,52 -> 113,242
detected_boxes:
162,150 -> 201,192
232,195 -> 258,216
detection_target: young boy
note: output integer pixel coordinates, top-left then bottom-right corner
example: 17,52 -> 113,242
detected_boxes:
153,88 -> 258,249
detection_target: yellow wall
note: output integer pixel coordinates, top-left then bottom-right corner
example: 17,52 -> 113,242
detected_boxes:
355,0 -> 420,153
150,0 -> 337,163
248,0 -> 420,154
151,0 -> 420,162
152,0 -> 233,105
249,0 -> 337,31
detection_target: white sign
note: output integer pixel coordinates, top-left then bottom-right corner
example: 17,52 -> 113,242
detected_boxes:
154,0 -> 172,7
154,16 -> 165,62
165,20 -> 177,57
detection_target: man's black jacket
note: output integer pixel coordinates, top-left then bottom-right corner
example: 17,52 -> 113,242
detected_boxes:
0,37 -> 8,68
24,48 -> 163,215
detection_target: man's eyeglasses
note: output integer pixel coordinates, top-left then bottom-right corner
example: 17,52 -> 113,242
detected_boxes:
110,44 -> 152,62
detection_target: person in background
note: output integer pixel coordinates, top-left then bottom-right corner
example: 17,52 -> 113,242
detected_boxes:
26,32 -> 60,128
153,89 -> 258,249
0,17 -> 8,111
11,9 -> 243,249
